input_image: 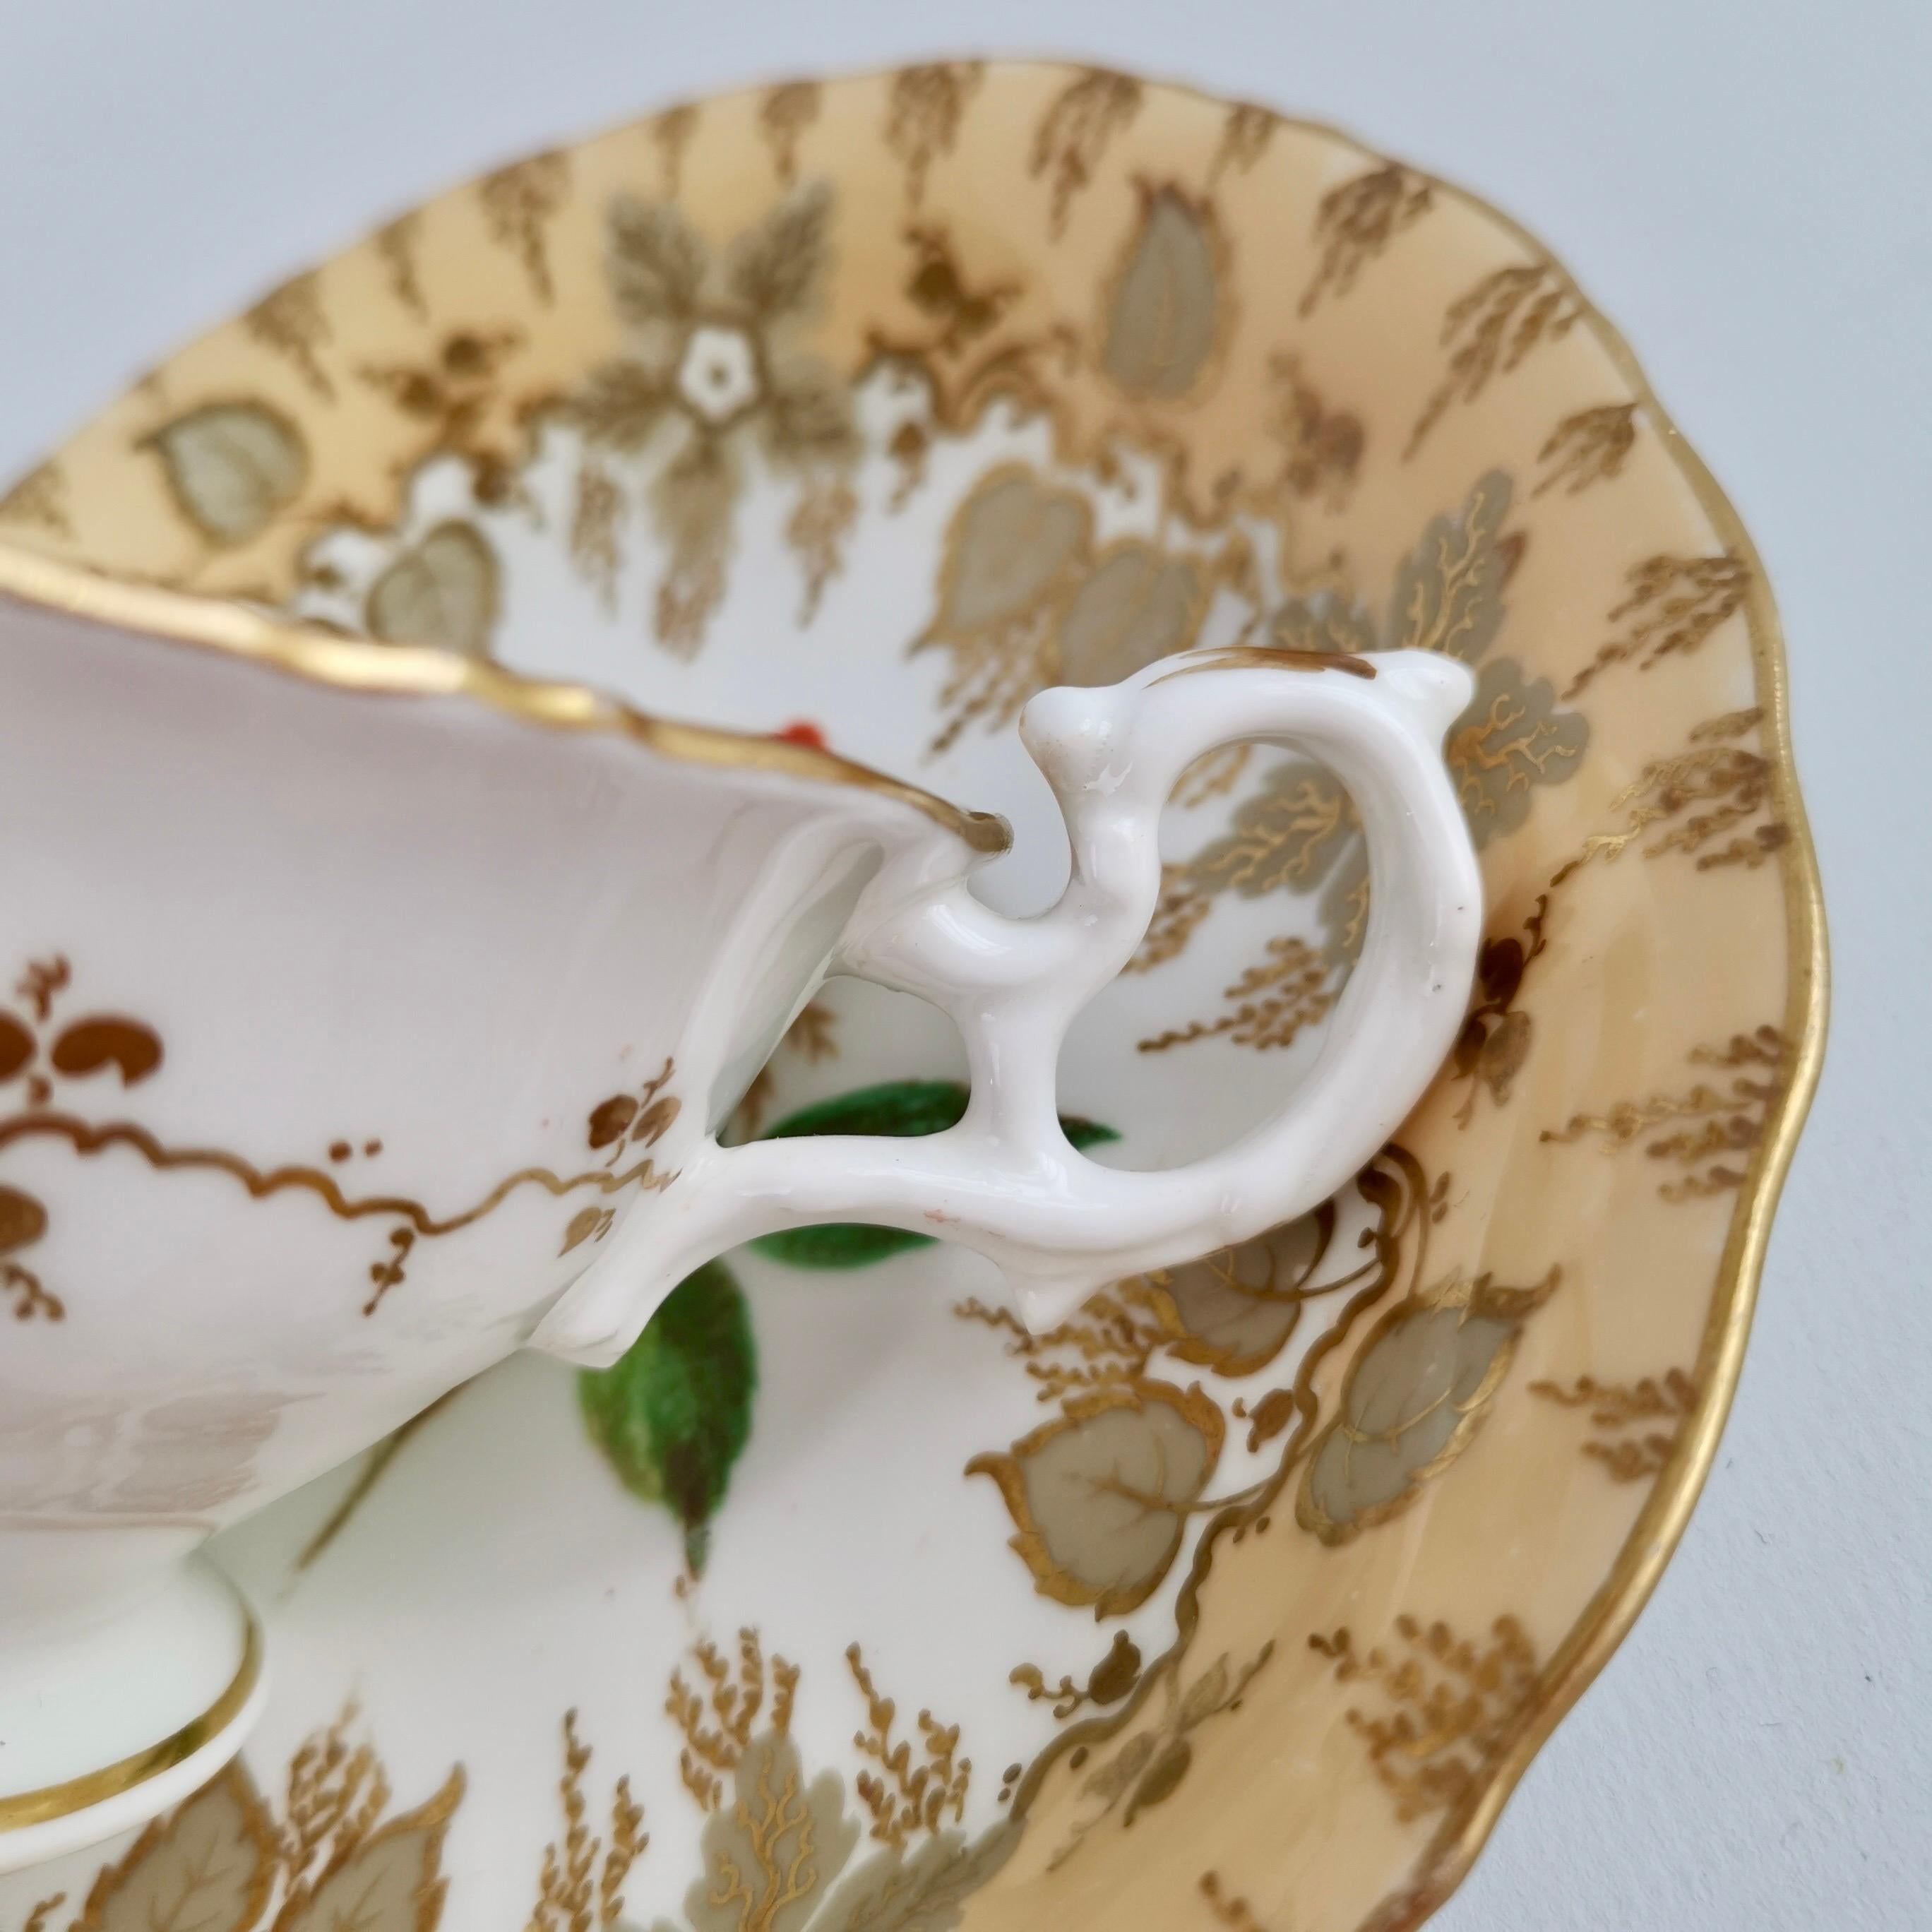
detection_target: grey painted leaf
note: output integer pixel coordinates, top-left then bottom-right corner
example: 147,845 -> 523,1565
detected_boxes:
1102,189 -> 1221,399
1383,470 -> 1513,662
814,1823 -> 1020,1932
969,1383 -> 1224,1616
1191,758 -> 1355,898
280,1770 -> 463,1924
606,195 -> 708,323
930,470 -> 1088,636
79,1765 -> 273,1932
1157,1210 -> 1330,1377
1056,546 -> 1203,685
681,1729 -> 858,1932
145,401 -> 307,544
726,180 -> 833,321
1299,1269 -> 1559,1542
366,522 -> 500,656
1446,655 -> 1590,846
278,1769 -> 464,1932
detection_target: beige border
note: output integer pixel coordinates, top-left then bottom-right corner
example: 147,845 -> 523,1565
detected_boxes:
0,544 -> 1010,857
0,1620 -> 263,1832
0,66 -> 1830,1924
1308,113 -> 1831,1932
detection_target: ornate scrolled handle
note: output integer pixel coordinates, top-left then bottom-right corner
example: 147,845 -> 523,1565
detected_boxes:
543,649 -> 1480,1359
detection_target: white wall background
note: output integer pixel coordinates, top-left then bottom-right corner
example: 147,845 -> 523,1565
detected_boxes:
0,2 -> 1923,1924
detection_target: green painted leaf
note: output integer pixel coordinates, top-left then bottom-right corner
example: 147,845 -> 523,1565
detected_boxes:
577,1260 -> 756,1572
749,1080 -> 1119,1270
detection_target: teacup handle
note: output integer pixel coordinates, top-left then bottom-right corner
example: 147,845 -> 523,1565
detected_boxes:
544,648 -> 1480,1358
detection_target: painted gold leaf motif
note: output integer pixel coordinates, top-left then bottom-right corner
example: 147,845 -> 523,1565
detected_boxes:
651,104 -> 700,197
478,150 -> 571,304
1300,162 -> 1433,316
374,213 -> 426,318
364,521 -> 500,656
1445,657 -> 1589,847
1542,1025 -> 1789,1200
73,1765 -> 274,1932
1191,759 -> 1354,897
526,1710 -> 646,1932
1564,551 -> 1750,698
1197,1871 -> 1277,1932
968,1382 -> 1224,1616
1534,401 -> 1638,497
1530,1367 -> 1697,1481
883,64 -> 984,208
1150,1206 -> 1334,1377
243,273 -> 334,401
1554,708 -> 1785,881
1267,354 -> 1364,509
1208,102 -> 1276,184
1407,262 -> 1581,457
671,1726 -> 858,1932
1383,469 -> 1513,660
1299,1266 -> 1560,1543
568,182 -> 857,651
1100,186 -> 1224,402
810,1822 -> 1018,1932
0,460 -> 70,537
142,402 -> 308,545
1056,544 -> 1203,686
1310,1614 -> 1541,1822
276,1769 -> 463,1931
758,81 -> 822,186
1046,1644 -> 1273,1870
1029,69 -> 1142,237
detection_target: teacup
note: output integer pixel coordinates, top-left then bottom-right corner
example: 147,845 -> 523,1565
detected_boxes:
0,542 -> 1478,1866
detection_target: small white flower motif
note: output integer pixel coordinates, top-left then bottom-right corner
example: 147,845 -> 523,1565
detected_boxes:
675,324 -> 761,425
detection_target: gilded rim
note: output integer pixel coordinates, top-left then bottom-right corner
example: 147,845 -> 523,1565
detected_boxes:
0,543 -> 1010,859
0,1618 -> 263,1832
0,63 -> 1830,1926
1247,97 -> 1832,1931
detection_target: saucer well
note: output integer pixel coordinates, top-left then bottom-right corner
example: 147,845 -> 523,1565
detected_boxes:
0,59 -> 1823,1931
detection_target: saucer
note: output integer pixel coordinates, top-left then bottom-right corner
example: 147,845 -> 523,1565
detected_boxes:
0,59 -> 1823,1932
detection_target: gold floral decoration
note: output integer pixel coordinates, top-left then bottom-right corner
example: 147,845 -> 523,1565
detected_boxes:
1554,707 -> 1785,880
1198,1871 -> 1279,1932
478,151 -> 571,305
1533,402 -> 1639,497
1406,261 -> 1581,458
1529,1368 -> 1698,1481
243,272 -> 335,401
374,213 -> 427,318
565,181 -> 857,651
1208,102 -> 1277,185
0,459 -> 70,536
0,953 -> 679,1324
883,64 -> 983,208
64,1707 -> 463,1932
1309,1614 -> 1540,1823
1299,1263 -> 1561,1544
1299,162 -> 1433,316
1099,184 -> 1230,403
1542,1026 -> 1790,1200
1046,1644 -> 1274,1870
757,81 -> 822,187
526,1710 -> 647,1932
1563,550 -> 1750,698
1030,68 -> 1143,238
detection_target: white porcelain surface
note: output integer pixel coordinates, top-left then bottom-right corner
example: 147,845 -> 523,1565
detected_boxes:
0,566 -> 1475,1859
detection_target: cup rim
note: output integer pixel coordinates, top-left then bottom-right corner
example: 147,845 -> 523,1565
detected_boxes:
0,539 -> 1012,857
